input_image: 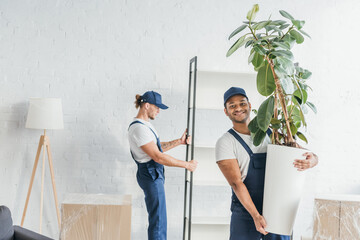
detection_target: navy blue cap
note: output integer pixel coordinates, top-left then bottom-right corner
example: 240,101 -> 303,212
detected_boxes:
141,91 -> 169,110
224,87 -> 248,105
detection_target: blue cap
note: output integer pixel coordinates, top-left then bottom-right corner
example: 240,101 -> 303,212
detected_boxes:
224,87 -> 248,105
141,91 -> 169,109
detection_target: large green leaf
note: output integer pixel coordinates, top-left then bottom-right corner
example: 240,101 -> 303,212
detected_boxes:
265,25 -> 276,32
274,65 -> 287,79
257,96 -> 275,131
253,20 -> 271,30
270,26 -> 283,33
299,107 -> 306,126
289,29 -> 304,44
252,51 -> 265,68
301,104 -> 309,114
292,107 -> 302,123
293,89 -> 308,104
296,132 -> 308,143
248,117 -> 259,134
295,66 -> 304,74
257,62 -> 276,96
261,35 -> 279,40
273,41 -> 291,50
253,45 -> 267,55
282,34 -> 296,48
272,20 -> 287,25
247,4 -> 259,22
253,129 -> 267,146
279,23 -> 290,30
275,56 -> 295,74
271,50 -> 294,60
271,123 -> 281,129
270,118 -> 281,124
254,62 -> 266,72
245,39 -> 254,48
306,101 -> 317,114
270,118 -> 281,129
299,29 -> 311,39
302,69 -> 312,79
293,103 -> 306,127
290,122 -> 298,136
280,77 -> 295,94
228,24 -> 248,40
248,49 -> 256,64
279,10 -> 294,20
291,19 -> 305,30
226,35 -> 247,57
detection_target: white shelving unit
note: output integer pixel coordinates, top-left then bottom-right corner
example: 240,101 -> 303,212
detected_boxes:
192,146 -> 228,186
183,57 -> 260,240
191,71 -> 263,110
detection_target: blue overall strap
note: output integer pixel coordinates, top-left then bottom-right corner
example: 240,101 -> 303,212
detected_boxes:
129,120 -> 163,152
227,128 -> 272,155
266,128 -> 272,137
228,129 -> 253,155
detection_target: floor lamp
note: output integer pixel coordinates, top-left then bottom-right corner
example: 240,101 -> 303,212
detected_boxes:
21,98 -> 64,233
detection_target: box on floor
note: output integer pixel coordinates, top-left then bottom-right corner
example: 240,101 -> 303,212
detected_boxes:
60,194 -> 131,240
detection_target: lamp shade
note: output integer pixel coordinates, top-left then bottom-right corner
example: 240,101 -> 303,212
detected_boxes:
26,98 -> 64,130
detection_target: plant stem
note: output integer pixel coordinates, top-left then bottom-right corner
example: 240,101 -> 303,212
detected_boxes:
248,25 -> 258,41
266,56 -> 295,144
281,25 -> 294,39
273,93 -> 280,144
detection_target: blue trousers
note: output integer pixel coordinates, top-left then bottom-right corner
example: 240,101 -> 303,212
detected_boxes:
137,166 -> 167,240
230,203 -> 290,240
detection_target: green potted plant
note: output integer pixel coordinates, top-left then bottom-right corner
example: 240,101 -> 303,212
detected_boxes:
226,4 -> 316,235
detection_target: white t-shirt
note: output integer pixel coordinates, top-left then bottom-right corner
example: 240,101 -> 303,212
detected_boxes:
128,118 -> 160,163
215,128 -> 270,181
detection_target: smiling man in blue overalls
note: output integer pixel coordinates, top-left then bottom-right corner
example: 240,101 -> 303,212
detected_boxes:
215,87 -> 318,240
128,90 -> 198,240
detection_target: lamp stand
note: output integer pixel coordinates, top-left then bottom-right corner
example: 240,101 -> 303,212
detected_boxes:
21,130 -> 61,232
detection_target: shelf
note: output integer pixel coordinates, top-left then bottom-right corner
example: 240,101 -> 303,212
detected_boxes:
189,106 -> 225,110
193,179 -> 228,186
192,144 -> 215,149
196,69 -> 255,75
191,216 -> 230,225
190,217 -> 230,240
184,63 -> 258,240
185,147 -> 229,186
191,226 -> 230,240
189,71 -> 264,110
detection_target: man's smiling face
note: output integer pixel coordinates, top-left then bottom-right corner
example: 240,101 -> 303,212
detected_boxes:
224,95 -> 251,124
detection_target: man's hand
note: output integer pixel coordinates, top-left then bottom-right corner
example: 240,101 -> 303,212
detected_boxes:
253,214 -> 268,235
293,152 -> 318,171
180,129 -> 191,145
186,160 -> 198,172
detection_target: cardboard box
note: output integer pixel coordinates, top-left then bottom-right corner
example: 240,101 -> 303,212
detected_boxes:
313,194 -> 360,240
340,201 -> 360,239
60,194 -> 131,240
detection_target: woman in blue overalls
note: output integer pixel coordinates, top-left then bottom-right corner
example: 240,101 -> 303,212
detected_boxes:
216,87 -> 318,240
128,91 -> 197,240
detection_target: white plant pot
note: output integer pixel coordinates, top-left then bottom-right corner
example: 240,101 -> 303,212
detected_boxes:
263,144 -> 308,236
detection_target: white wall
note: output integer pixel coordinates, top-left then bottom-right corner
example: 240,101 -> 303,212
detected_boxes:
1,0 -> 360,239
